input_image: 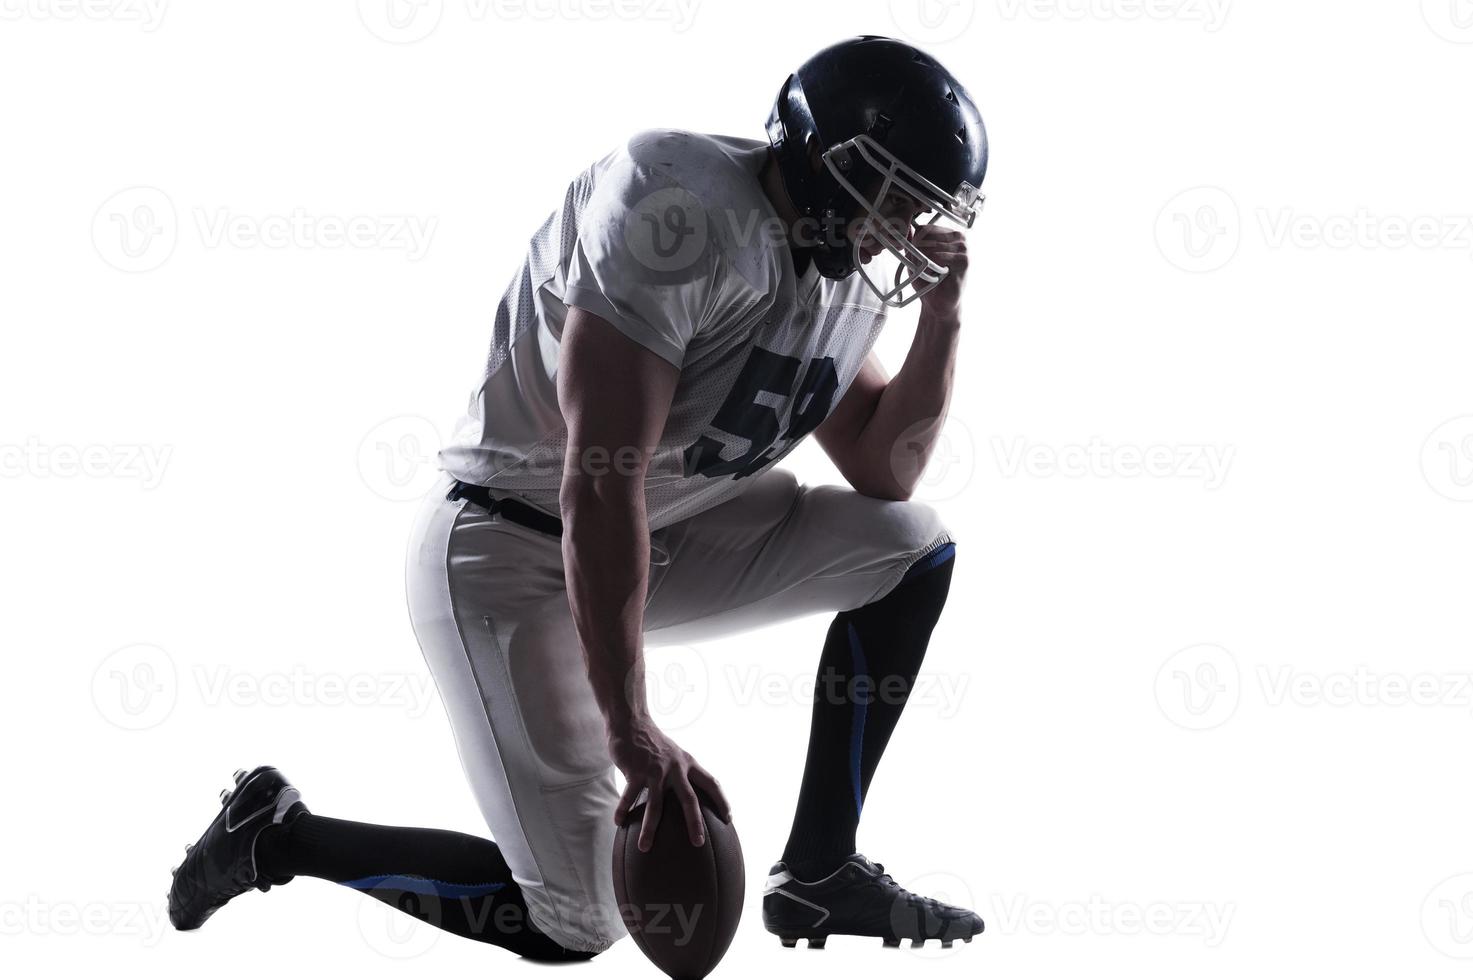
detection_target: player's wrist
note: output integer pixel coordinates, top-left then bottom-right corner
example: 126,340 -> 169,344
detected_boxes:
918,304 -> 962,333
605,705 -> 655,743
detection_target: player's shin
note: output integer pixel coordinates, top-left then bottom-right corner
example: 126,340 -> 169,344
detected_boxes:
780,543 -> 957,880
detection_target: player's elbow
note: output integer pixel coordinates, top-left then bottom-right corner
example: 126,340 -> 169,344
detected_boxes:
853,479 -> 913,502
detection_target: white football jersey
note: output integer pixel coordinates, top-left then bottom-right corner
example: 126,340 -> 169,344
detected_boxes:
439,130 -> 889,530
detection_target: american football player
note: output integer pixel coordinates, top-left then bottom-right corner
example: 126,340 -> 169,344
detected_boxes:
170,35 -> 989,960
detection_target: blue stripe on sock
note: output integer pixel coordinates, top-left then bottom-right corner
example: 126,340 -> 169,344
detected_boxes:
847,621 -> 869,819
899,541 -> 956,585
338,875 -> 506,899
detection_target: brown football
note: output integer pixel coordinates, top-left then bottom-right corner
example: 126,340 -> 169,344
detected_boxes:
612,789 -> 745,980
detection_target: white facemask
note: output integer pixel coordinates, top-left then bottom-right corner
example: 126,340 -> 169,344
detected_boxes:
822,134 -> 985,308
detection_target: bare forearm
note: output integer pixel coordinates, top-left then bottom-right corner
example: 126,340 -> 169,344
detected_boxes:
560,475 -> 651,731
854,310 -> 962,498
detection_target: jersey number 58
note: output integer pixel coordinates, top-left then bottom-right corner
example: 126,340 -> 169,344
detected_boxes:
682,346 -> 839,481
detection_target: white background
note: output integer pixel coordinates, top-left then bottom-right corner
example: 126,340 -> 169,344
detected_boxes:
3,1 -> 1472,978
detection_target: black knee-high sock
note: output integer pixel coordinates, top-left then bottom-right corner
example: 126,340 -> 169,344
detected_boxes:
781,543 -> 956,881
255,814 -> 595,962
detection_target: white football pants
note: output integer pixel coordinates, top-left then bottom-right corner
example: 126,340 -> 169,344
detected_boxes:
404,468 -> 951,952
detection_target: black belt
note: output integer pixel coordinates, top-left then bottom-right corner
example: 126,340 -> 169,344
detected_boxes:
446,481 -> 564,537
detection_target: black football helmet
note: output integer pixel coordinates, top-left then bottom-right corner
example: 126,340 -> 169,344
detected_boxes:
766,36 -> 989,307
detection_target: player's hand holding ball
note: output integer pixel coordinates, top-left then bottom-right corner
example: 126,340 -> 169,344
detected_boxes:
609,716 -> 730,850
610,717 -> 745,980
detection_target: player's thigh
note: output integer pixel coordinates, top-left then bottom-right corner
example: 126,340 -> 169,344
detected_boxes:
644,470 -> 953,642
406,486 -> 623,952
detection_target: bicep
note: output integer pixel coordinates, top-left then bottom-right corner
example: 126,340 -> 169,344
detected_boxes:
557,305 -> 680,474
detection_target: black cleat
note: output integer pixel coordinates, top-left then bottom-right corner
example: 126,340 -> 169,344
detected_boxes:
762,854 -> 984,949
168,766 -> 307,930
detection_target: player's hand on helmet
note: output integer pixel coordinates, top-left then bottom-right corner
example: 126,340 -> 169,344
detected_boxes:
610,718 -> 731,851
912,223 -> 969,322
